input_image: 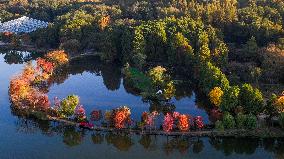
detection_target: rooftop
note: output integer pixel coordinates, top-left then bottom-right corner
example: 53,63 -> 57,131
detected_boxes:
0,16 -> 49,34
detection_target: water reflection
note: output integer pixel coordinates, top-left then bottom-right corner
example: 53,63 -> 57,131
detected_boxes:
13,117 -> 284,157
209,137 -> 262,155
106,133 -> 134,151
164,137 -> 192,155
47,55 -> 211,122
50,56 -> 122,91
139,135 -> 154,149
63,126 -> 85,147
91,133 -> 104,144
149,101 -> 176,114
1,50 -> 43,64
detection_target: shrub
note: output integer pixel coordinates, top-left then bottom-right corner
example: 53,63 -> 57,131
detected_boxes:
236,113 -> 246,129
239,83 -> 264,115
215,120 -> 224,131
222,112 -> 235,129
209,87 -> 224,107
59,95 -> 79,117
245,114 -> 257,129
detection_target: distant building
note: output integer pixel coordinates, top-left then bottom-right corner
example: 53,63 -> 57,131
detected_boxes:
0,16 -> 48,34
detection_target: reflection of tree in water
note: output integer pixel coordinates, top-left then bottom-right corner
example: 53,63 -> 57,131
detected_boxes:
274,139 -> 284,159
163,137 -> 191,155
195,91 -> 212,111
194,91 -> 215,122
122,78 -> 141,96
138,135 -> 159,150
13,116 -> 84,147
262,138 -> 284,158
12,116 -> 284,157
2,50 -> 43,64
139,135 -> 152,149
149,101 -> 176,115
48,56 -> 122,91
92,133 -> 104,144
209,137 -> 259,156
105,132 -> 133,151
174,82 -> 193,100
63,126 -> 84,147
263,138 -> 276,153
101,64 -> 121,91
15,117 -> 52,135
192,139 -> 204,154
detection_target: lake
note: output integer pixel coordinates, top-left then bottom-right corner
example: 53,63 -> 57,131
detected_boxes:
0,50 -> 281,159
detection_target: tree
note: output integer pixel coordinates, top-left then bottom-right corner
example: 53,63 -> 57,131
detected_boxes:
199,62 -> 230,94
220,86 -> 240,113
242,36 -> 258,61
168,32 -> 194,66
209,87 -> 224,107
239,83 -> 264,115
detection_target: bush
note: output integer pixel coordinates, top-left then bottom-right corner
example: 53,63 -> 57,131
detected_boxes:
236,113 -> 246,129
215,120 -> 224,131
239,83 -> 264,115
245,114 -> 257,129
222,112 -> 235,129
59,95 -> 79,117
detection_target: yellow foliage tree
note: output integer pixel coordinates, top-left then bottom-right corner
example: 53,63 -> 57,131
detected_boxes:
275,95 -> 284,113
100,15 -> 111,30
209,87 -> 224,107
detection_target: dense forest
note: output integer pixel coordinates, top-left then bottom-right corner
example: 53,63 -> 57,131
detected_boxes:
1,0 -> 284,129
1,0 -> 283,81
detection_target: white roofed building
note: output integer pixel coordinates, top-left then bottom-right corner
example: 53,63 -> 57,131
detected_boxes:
0,16 -> 49,34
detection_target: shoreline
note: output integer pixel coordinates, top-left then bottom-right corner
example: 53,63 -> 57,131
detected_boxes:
0,42 -> 51,53
47,116 -> 284,138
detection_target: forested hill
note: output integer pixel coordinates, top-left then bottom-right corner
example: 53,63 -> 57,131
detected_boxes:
0,0 -> 283,96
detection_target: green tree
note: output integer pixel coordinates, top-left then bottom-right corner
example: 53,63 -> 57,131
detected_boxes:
59,95 -> 80,117
239,83 -> 264,115
199,62 -> 230,94
220,86 -> 240,113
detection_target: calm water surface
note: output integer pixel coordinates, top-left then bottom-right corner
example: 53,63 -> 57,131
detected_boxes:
0,51 -> 282,159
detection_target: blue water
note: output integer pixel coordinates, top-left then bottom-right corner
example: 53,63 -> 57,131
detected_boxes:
0,51 -> 280,159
